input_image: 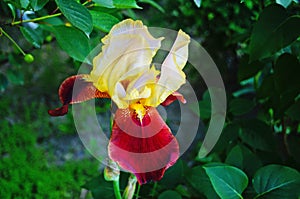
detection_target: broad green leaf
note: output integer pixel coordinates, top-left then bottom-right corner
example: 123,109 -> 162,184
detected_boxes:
160,160 -> 184,189
30,0 -> 49,10
238,119 -> 275,151
175,185 -> 191,198
82,174 -> 114,199
204,165 -> 248,199
276,0 -> 292,8
193,0 -> 201,7
42,17 -> 64,26
46,25 -> 91,62
113,0 -> 141,8
286,133 -> 300,164
138,0 -> 165,13
0,73 -> 8,92
257,75 -> 275,99
249,4 -> 300,62
93,0 -> 114,8
253,164 -> 300,199
186,166 -> 220,199
229,98 -> 255,116
212,123 -> 239,153
55,0 -> 93,35
20,26 -> 44,48
286,101 -> 300,120
89,10 -> 119,32
20,0 -> 30,8
158,190 -> 182,199
237,55 -> 263,82
225,145 -> 262,176
273,53 -> 300,94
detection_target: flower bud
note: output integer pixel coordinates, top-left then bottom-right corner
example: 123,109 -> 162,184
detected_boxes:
104,160 -> 120,181
123,174 -> 137,199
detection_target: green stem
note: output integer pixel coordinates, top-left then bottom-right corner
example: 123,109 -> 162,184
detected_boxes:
0,27 -> 26,56
113,179 -> 122,199
150,182 -> 157,197
135,184 -> 140,199
11,13 -> 62,26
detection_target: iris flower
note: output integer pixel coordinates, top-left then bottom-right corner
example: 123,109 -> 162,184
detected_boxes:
49,19 -> 190,184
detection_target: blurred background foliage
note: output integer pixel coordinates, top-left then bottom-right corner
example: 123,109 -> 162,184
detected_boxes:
1,0 -> 300,198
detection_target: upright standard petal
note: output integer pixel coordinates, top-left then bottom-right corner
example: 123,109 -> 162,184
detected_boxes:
144,30 -> 190,107
89,19 -> 163,109
108,107 -> 179,184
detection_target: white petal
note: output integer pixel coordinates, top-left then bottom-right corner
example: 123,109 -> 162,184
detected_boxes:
145,30 -> 190,106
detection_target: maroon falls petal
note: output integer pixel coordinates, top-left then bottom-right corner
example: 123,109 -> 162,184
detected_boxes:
108,107 -> 179,184
48,75 -> 110,116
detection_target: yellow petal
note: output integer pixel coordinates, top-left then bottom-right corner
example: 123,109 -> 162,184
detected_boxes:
145,30 -> 190,107
90,19 -> 163,102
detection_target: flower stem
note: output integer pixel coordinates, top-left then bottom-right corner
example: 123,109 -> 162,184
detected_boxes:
11,13 -> 62,26
0,27 -> 26,56
135,184 -> 141,199
113,179 -> 122,199
150,182 -> 158,197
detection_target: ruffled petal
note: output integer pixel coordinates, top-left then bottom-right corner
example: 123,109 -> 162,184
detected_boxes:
108,107 -> 179,184
144,30 -> 190,107
90,19 -> 163,108
48,75 -> 109,116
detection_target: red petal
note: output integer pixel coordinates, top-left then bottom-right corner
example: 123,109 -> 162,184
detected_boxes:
108,107 -> 179,184
48,75 -> 109,116
161,91 -> 186,106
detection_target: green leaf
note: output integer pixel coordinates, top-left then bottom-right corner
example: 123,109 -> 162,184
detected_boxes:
253,164 -> 300,199
273,53 -> 300,94
212,123 -> 239,153
93,0 -> 114,8
158,190 -> 182,199
193,0 -> 201,7
186,166 -> 220,199
20,26 -> 44,48
20,0 -> 30,8
45,25 -> 91,62
249,4 -> 300,62
239,119 -> 275,151
82,174 -> 114,199
7,3 -> 16,21
159,160 -> 184,189
276,0 -> 292,8
257,75 -> 275,99
6,69 -> 24,85
225,145 -> 262,176
30,0 -> 49,11
286,101 -> 300,120
229,98 -> 255,116
89,10 -> 119,32
0,73 -> 8,92
113,0 -> 141,8
204,165 -> 248,199
238,55 -> 263,82
138,0 -> 165,13
189,90 -> 211,119
55,0 -> 93,35
286,133 -> 300,164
